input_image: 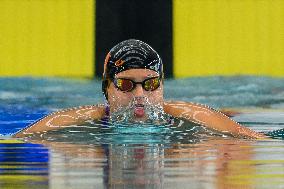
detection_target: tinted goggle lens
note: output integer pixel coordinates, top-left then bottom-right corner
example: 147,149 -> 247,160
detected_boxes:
115,79 -> 134,91
114,77 -> 160,92
143,77 -> 160,91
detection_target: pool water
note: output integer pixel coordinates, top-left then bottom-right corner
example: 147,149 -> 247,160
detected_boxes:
0,76 -> 284,188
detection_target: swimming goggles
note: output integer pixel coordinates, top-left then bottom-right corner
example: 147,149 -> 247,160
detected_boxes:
113,77 -> 161,92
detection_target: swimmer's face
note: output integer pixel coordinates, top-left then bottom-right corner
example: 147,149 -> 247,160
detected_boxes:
107,69 -> 164,119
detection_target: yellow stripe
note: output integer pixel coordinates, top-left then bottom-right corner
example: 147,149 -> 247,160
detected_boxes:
174,0 -> 284,77
0,139 -> 24,144
0,175 -> 47,182
0,0 -> 94,78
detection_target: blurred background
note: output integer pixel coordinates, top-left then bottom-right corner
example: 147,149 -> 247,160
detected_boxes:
0,0 -> 283,79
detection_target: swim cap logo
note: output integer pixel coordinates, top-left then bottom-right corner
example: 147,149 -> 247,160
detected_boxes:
115,59 -> 125,67
150,64 -> 159,72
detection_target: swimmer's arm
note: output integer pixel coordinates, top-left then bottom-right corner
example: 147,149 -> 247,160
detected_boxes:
163,101 -> 266,139
14,105 -> 105,138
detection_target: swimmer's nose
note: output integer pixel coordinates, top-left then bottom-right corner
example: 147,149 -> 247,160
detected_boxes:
133,96 -> 146,105
132,84 -> 144,97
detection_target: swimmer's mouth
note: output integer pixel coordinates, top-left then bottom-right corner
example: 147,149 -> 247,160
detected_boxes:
133,104 -> 146,118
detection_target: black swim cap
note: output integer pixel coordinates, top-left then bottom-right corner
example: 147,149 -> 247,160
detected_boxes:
102,39 -> 163,100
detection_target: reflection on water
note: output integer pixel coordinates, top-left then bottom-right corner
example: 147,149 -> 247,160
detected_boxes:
3,138 -> 282,189
1,118 -> 283,189
0,142 -> 49,189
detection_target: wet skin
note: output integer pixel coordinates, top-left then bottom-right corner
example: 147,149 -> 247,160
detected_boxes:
13,68 -> 266,139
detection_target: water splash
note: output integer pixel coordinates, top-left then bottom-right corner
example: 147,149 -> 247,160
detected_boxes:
109,96 -> 169,125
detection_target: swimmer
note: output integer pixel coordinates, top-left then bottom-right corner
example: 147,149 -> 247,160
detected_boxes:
14,39 -> 266,139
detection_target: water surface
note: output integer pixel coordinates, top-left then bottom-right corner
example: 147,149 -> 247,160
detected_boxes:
0,76 -> 283,188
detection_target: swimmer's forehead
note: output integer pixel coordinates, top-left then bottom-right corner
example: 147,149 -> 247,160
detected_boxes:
115,69 -> 159,79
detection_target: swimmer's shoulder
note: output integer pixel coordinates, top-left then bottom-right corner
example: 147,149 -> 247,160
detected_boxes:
54,104 -> 107,120
163,100 -> 206,117
14,104 -> 107,138
73,104 -> 107,119
164,100 -> 209,110
164,101 -> 240,117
